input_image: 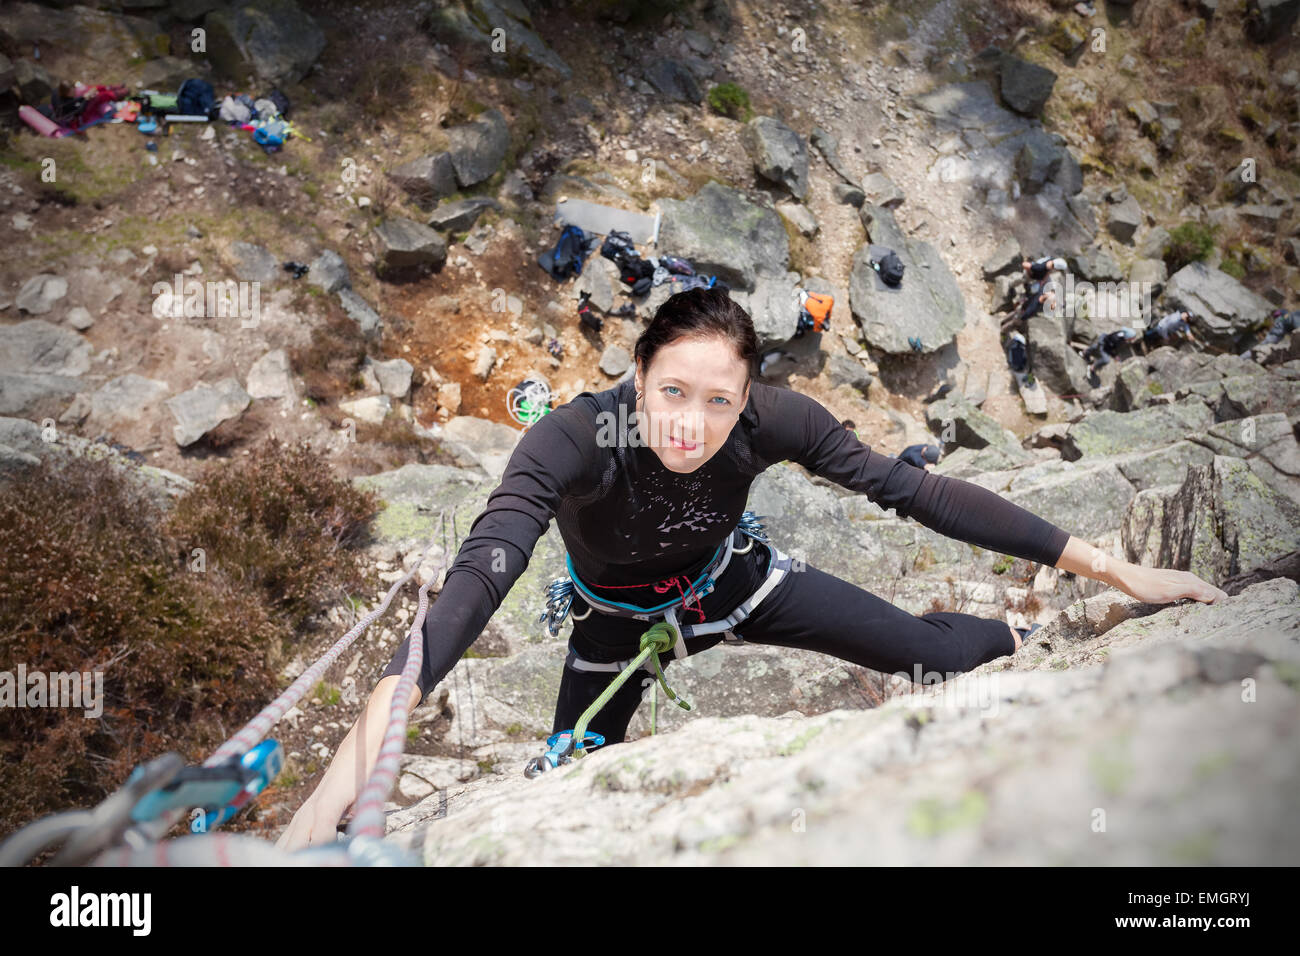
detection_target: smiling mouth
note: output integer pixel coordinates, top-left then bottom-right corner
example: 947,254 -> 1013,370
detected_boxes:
668,435 -> 700,450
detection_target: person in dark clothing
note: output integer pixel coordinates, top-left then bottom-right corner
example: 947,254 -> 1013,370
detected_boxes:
1141,310 -> 1201,351
277,287 -> 1228,849
1014,286 -> 1057,323
1083,326 -> 1140,374
1240,309 -> 1298,359
894,443 -> 942,470
1021,255 -> 1068,283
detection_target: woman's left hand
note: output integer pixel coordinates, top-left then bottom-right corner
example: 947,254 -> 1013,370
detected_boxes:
1116,563 -> 1228,606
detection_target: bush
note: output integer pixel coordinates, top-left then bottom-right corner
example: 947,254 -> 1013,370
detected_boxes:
1164,221 -> 1217,272
0,457 -> 280,838
0,441 -> 380,840
166,439 -> 380,630
707,82 -> 753,122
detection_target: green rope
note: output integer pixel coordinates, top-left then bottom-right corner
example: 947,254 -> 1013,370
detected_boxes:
572,621 -> 691,757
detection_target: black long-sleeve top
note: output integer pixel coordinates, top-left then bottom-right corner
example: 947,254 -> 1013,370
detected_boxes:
381,377 -> 1071,701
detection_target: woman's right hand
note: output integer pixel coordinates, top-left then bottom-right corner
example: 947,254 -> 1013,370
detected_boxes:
275,798 -> 345,852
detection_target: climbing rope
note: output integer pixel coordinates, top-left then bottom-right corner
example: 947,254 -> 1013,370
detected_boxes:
571,621 -> 691,753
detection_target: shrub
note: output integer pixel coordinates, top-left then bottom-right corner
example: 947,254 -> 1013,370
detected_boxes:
0,457 -> 280,838
1164,221 -> 1217,272
707,82 -> 753,121
0,441 -> 382,841
166,439 -> 380,631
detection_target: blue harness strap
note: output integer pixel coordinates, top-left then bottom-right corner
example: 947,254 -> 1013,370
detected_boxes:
538,510 -> 776,638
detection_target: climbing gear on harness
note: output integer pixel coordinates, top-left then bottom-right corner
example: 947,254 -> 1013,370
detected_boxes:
527,512 -> 798,777
523,729 -> 606,778
507,378 -> 552,428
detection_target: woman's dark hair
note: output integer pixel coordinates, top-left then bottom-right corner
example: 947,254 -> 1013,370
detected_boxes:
633,287 -> 759,386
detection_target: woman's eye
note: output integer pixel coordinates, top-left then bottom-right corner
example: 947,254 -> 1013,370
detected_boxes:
711,396 -> 729,405
664,386 -> 681,396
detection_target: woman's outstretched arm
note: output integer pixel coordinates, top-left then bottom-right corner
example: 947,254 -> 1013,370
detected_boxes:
274,675 -> 421,850
1052,534 -> 1227,605
275,399 -> 601,851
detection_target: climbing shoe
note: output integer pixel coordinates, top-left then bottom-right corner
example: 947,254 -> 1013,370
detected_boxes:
1013,622 -> 1043,647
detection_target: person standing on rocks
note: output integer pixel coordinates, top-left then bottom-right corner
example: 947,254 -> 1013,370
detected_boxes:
276,287 -> 1227,850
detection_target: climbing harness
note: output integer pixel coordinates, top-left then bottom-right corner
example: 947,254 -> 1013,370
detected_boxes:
527,510 -> 798,777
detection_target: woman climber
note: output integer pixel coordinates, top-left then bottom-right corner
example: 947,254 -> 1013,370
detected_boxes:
277,287 -> 1226,850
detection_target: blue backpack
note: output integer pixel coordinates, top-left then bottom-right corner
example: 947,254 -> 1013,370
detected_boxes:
538,225 -> 592,281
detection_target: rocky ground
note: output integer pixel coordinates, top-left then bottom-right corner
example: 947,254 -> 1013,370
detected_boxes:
1,0 -> 1298,863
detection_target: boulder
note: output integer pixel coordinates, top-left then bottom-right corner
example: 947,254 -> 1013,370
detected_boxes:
16,274 -> 68,315
367,357 -> 414,398
165,378 -> 252,446
374,218 -> 448,280
1106,195 -> 1143,244
446,109 -> 510,188
338,288 -> 381,338
849,204 -> 965,354
438,416 -> 522,480
1027,312 -> 1093,395
999,54 -> 1057,116
741,116 -> 809,200
1161,262 -> 1274,347
0,320 -> 92,377
428,197 -> 501,233
308,250 -> 350,294
599,345 -> 631,377
1063,400 -> 1215,460
245,349 -> 293,400
860,171 -> 904,208
229,242 -> 279,284
643,57 -> 703,103
657,182 -> 790,292
339,394 -> 391,425
387,153 -> 458,206
204,0 -> 325,84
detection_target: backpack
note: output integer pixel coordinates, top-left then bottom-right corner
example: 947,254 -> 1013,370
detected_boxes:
538,224 -> 591,281
795,290 -> 833,335
874,249 -> 905,288
177,78 -> 216,118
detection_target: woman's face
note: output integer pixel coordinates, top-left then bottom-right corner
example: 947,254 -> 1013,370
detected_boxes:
634,335 -> 750,474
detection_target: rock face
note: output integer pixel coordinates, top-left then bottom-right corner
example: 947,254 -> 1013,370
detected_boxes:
741,116 -> 809,200
998,54 -> 1057,116
383,578 -> 1300,865
204,0 -> 325,84
374,218 -> 448,280
1161,262 -> 1275,348
849,205 -> 965,354
287,368 -> 1300,865
1123,456 -> 1300,583
165,378 -> 252,446
657,182 -> 790,293
446,109 -> 510,188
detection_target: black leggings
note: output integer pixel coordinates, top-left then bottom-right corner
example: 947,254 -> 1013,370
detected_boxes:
551,538 -> 1017,745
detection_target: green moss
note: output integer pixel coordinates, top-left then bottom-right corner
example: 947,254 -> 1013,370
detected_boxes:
777,725 -> 824,756
992,556 -> 1014,575
706,82 -> 753,122
1088,730 -> 1135,797
1169,830 -> 1217,864
698,833 -> 743,853
1218,259 -> 1246,280
906,790 -> 988,838
1165,221 -> 1216,271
